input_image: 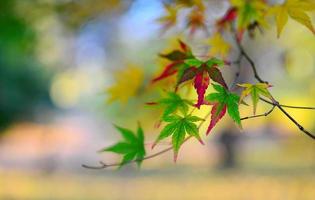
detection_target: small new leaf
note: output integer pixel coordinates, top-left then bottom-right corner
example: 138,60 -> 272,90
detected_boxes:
153,114 -> 204,162
238,83 -> 272,114
205,84 -> 242,134
100,124 -> 146,168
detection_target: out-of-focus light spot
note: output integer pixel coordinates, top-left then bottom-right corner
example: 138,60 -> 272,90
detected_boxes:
119,0 -> 162,43
33,15 -> 72,67
50,72 -> 89,109
285,48 -> 314,80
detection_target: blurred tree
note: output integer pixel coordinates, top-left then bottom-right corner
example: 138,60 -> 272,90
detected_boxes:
0,0 -> 52,131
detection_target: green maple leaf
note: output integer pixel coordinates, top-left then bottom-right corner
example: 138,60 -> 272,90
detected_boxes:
153,114 -> 204,162
238,83 -> 272,114
205,84 -> 242,134
158,92 -> 193,117
100,124 -> 146,168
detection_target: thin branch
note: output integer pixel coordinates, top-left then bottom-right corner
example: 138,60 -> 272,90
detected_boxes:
260,97 -> 315,110
229,53 -> 243,89
271,99 -> 315,139
241,105 -> 275,121
82,111 -> 212,169
232,32 -> 315,140
234,33 -> 267,84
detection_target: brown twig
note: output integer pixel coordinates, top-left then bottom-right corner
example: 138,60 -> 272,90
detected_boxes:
260,97 -> 315,110
241,105 -> 275,120
234,34 -> 267,84
229,53 -> 243,89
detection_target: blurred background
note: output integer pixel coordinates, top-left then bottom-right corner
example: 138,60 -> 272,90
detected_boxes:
0,0 -> 314,199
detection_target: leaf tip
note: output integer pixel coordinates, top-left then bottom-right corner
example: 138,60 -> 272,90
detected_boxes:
198,138 -> 205,145
173,152 -> 178,163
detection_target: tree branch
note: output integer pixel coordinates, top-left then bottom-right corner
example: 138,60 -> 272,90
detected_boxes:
233,32 -> 315,140
271,99 -> 315,140
234,33 -> 268,84
240,105 -> 275,121
260,97 -> 315,110
229,53 -> 243,90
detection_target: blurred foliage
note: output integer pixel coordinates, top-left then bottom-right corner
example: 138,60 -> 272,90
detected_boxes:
0,0 -> 52,131
57,0 -> 133,28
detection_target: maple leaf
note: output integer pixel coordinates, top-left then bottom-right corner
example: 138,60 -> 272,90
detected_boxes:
147,92 -> 193,117
238,83 -> 272,114
107,66 -> 143,104
216,7 -> 238,31
152,40 -> 193,83
157,3 -> 178,32
178,58 -> 227,108
100,124 -> 146,167
206,33 -> 231,58
186,7 -> 207,35
152,41 -> 228,109
270,0 -> 315,37
153,114 -> 204,161
205,84 -> 242,134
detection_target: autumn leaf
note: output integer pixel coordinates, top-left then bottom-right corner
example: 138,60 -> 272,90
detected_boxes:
216,7 -> 238,31
153,114 -> 204,161
270,0 -> 315,37
152,41 -> 227,109
100,124 -> 146,168
205,84 -> 242,134
186,7 -> 207,35
178,57 -> 227,108
107,66 -> 144,104
206,32 -> 231,58
238,83 -> 272,114
152,40 -> 193,83
157,3 -> 178,32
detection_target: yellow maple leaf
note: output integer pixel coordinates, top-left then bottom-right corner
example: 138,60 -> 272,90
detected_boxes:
106,66 -> 144,104
238,83 -> 272,114
206,33 -> 231,58
270,0 -> 315,37
157,3 -> 178,30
